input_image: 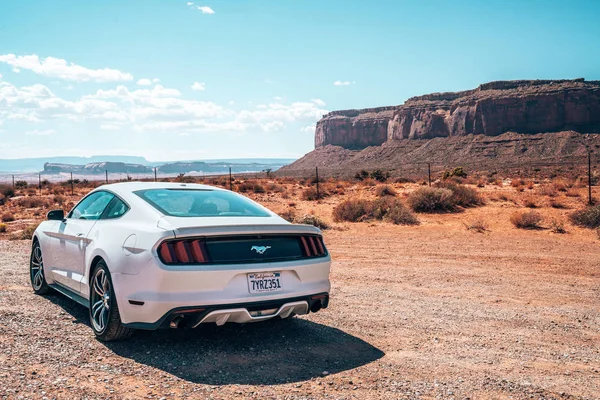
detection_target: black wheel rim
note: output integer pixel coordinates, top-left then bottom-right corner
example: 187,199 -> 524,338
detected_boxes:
90,268 -> 110,333
30,244 -> 44,291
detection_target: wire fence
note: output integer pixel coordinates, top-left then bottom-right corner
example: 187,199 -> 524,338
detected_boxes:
0,154 -> 598,205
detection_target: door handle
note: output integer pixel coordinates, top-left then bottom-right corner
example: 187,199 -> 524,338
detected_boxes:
76,233 -> 84,237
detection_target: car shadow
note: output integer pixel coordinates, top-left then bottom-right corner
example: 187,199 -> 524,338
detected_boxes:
46,294 -> 385,385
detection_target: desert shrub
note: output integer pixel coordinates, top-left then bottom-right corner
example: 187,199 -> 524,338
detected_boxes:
552,179 -> 569,192
266,183 -> 285,193
53,195 -> 66,205
0,184 -> 15,198
442,167 -> 467,180
382,199 -> 419,225
565,189 -> 580,197
16,197 -> 47,208
1,213 -> 15,222
294,214 -> 329,230
354,170 -> 370,181
374,184 -> 396,197
550,219 -> 567,234
252,184 -> 265,193
394,177 -> 416,184
510,210 -> 543,229
523,197 -> 539,208
408,187 -> 456,213
237,182 -> 254,192
333,198 -> 372,222
549,199 -> 567,209
0,223 -> 6,233
10,224 -> 38,240
569,205 -> 600,229
278,209 -> 296,222
301,187 -> 318,201
354,169 -> 389,182
14,180 -> 28,189
464,219 -> 488,233
526,181 -> 535,190
333,197 -> 418,225
370,169 -> 390,182
537,184 -> 557,197
435,182 -> 483,208
511,178 -> 525,188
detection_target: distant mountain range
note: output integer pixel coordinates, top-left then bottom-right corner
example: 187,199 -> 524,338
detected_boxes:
0,156 -> 295,174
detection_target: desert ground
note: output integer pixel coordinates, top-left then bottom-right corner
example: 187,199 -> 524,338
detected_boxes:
0,174 -> 599,399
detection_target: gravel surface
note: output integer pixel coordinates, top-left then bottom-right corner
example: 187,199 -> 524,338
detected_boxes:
1,224 -> 599,399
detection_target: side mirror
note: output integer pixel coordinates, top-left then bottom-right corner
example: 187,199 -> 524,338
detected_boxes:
47,209 -> 65,221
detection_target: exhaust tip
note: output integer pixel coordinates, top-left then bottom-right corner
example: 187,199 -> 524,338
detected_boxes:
310,300 -> 322,313
170,315 -> 185,329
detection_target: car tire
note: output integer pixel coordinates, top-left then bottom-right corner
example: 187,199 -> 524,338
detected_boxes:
30,240 -> 52,295
89,261 -> 135,341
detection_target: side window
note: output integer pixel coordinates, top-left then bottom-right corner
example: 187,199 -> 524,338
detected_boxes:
69,191 -> 115,220
101,197 -> 129,220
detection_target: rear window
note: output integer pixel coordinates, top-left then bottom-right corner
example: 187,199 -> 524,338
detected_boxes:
135,189 -> 271,218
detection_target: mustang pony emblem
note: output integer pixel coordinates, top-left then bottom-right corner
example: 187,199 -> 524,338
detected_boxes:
251,245 -> 271,255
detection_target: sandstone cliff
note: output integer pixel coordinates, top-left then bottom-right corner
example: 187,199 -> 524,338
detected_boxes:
315,79 -> 600,149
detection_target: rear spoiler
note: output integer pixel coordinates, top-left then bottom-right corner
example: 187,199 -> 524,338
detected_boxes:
166,223 -> 322,239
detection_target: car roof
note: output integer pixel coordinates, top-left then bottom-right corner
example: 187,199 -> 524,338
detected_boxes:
97,181 -> 226,197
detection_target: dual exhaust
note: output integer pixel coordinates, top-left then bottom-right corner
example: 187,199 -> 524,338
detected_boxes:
168,298 -> 325,329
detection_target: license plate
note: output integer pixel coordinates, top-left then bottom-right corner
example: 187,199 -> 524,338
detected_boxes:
247,272 -> 282,294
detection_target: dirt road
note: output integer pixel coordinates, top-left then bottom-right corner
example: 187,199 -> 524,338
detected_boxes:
1,223 -> 599,399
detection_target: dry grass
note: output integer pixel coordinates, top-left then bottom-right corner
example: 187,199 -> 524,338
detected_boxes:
569,205 -> 600,229
374,184 -> 396,197
407,187 -> 456,213
464,219 -> 488,233
510,210 -> 543,229
550,219 -> 567,234
333,197 -> 418,225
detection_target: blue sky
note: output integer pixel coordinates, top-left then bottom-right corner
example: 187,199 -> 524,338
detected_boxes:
1,0 -> 599,161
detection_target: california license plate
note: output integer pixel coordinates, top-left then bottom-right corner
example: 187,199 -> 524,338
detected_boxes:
247,272 -> 282,294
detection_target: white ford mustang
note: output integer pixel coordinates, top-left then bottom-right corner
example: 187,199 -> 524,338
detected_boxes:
30,182 -> 331,341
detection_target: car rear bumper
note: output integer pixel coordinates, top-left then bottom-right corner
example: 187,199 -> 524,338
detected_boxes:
121,293 -> 329,330
111,256 -> 331,327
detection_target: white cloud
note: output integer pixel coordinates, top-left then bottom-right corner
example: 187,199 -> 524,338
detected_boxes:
273,96 -> 283,101
0,73 -> 3,79
261,121 -> 285,132
191,82 -> 206,91
0,54 -> 134,82
187,2 -> 194,5
136,78 -> 152,86
100,124 -> 122,130
228,100 -> 235,105
197,6 -> 215,14
333,80 -> 355,86
153,78 -> 160,83
300,124 -> 315,133
26,129 -> 55,136
311,98 -> 326,106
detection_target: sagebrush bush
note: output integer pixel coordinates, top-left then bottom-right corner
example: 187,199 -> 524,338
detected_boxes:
510,210 -> 543,229
301,187 -> 318,201
16,197 -> 47,208
332,197 -> 418,225
569,205 -> 600,229
374,184 -> 396,197
332,198 -> 372,222
464,219 -> 488,233
0,223 -> 6,233
294,214 -> 329,230
0,184 -> 14,198
10,224 -> 38,240
278,209 -> 296,222
435,182 -> 483,208
1,213 -> 15,222
407,187 -> 456,213
550,219 -> 567,234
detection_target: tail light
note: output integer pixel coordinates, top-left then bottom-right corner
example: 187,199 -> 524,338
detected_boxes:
158,239 -> 210,265
300,235 -> 327,257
